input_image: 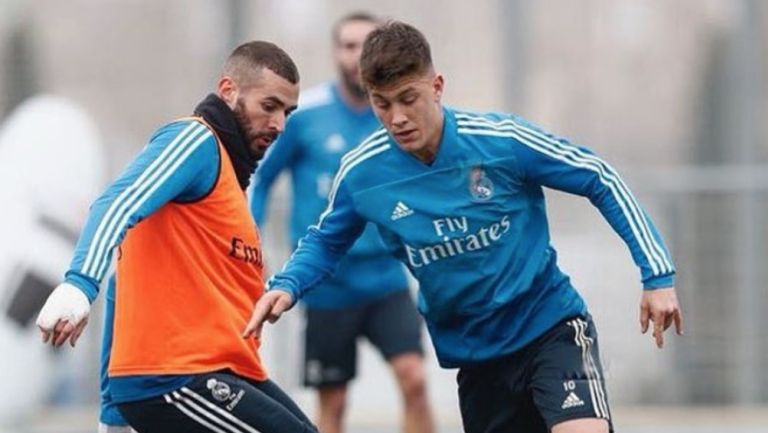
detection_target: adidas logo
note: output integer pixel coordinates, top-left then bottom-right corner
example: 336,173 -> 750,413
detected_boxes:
391,201 -> 414,221
561,392 -> 585,409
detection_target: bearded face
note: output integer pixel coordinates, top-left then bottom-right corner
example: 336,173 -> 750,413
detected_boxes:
334,19 -> 378,101
233,96 -> 278,161
224,68 -> 299,160
339,65 -> 367,100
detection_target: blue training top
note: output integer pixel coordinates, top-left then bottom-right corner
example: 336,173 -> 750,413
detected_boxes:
267,107 -> 676,368
251,82 -> 408,308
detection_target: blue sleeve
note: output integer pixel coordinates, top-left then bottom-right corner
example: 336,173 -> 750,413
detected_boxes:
266,179 -> 366,302
64,120 -> 219,301
509,116 -> 675,289
250,115 -> 302,226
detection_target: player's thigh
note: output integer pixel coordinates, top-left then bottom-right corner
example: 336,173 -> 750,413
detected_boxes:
118,395 -> 199,433
303,306 -> 364,387
456,360 -> 548,433
530,316 -> 613,432
119,372 -> 317,433
363,290 -> 424,360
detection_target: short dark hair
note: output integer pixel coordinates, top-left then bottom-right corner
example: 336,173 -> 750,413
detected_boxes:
359,20 -> 432,89
332,12 -> 379,45
223,41 -> 299,86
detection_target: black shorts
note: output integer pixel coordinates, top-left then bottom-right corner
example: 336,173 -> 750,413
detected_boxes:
117,371 -> 317,433
303,290 -> 423,387
457,316 -> 613,433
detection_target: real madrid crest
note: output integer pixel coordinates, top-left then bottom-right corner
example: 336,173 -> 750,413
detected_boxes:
469,166 -> 494,201
207,378 -> 232,402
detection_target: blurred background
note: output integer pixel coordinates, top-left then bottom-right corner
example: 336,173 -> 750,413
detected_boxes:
0,0 -> 766,432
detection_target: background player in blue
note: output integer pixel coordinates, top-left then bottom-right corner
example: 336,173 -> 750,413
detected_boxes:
245,21 -> 685,433
251,13 -> 434,433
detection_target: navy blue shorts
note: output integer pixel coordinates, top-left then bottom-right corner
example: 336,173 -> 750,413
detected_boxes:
303,289 -> 423,387
118,372 -> 317,433
457,316 -> 613,433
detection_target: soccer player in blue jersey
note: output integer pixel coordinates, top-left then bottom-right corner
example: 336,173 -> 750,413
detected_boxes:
245,20 -> 683,433
36,41 -> 321,433
251,13 -> 434,433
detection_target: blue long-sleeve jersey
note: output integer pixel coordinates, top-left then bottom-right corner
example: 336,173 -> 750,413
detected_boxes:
268,107 -> 675,368
65,119 -> 221,424
251,82 -> 408,308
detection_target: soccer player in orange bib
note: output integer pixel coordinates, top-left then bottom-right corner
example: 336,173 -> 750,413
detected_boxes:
36,41 -> 318,433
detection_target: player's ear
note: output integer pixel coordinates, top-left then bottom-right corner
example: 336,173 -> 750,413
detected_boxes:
217,76 -> 239,110
432,74 -> 444,101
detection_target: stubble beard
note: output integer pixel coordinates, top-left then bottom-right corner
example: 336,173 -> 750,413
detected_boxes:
341,69 -> 367,100
233,98 -> 276,161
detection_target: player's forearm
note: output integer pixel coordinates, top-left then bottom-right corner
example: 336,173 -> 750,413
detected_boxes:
267,230 -> 344,301
270,178 -> 366,299
64,189 -> 128,294
590,188 -> 676,285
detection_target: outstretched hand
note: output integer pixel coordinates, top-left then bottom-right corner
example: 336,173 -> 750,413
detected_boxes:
640,287 -> 683,348
36,283 -> 91,348
242,290 -> 294,339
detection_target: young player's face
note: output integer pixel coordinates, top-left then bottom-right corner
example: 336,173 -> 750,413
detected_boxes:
368,72 -> 445,162
334,20 -> 377,99
221,68 -> 299,160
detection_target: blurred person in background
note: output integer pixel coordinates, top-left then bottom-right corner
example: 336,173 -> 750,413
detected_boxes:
35,41 -> 320,433
251,12 -> 434,433
246,20 -> 684,433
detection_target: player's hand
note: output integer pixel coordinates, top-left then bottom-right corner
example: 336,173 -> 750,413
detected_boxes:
36,282 -> 91,348
242,290 -> 294,339
640,287 -> 683,348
